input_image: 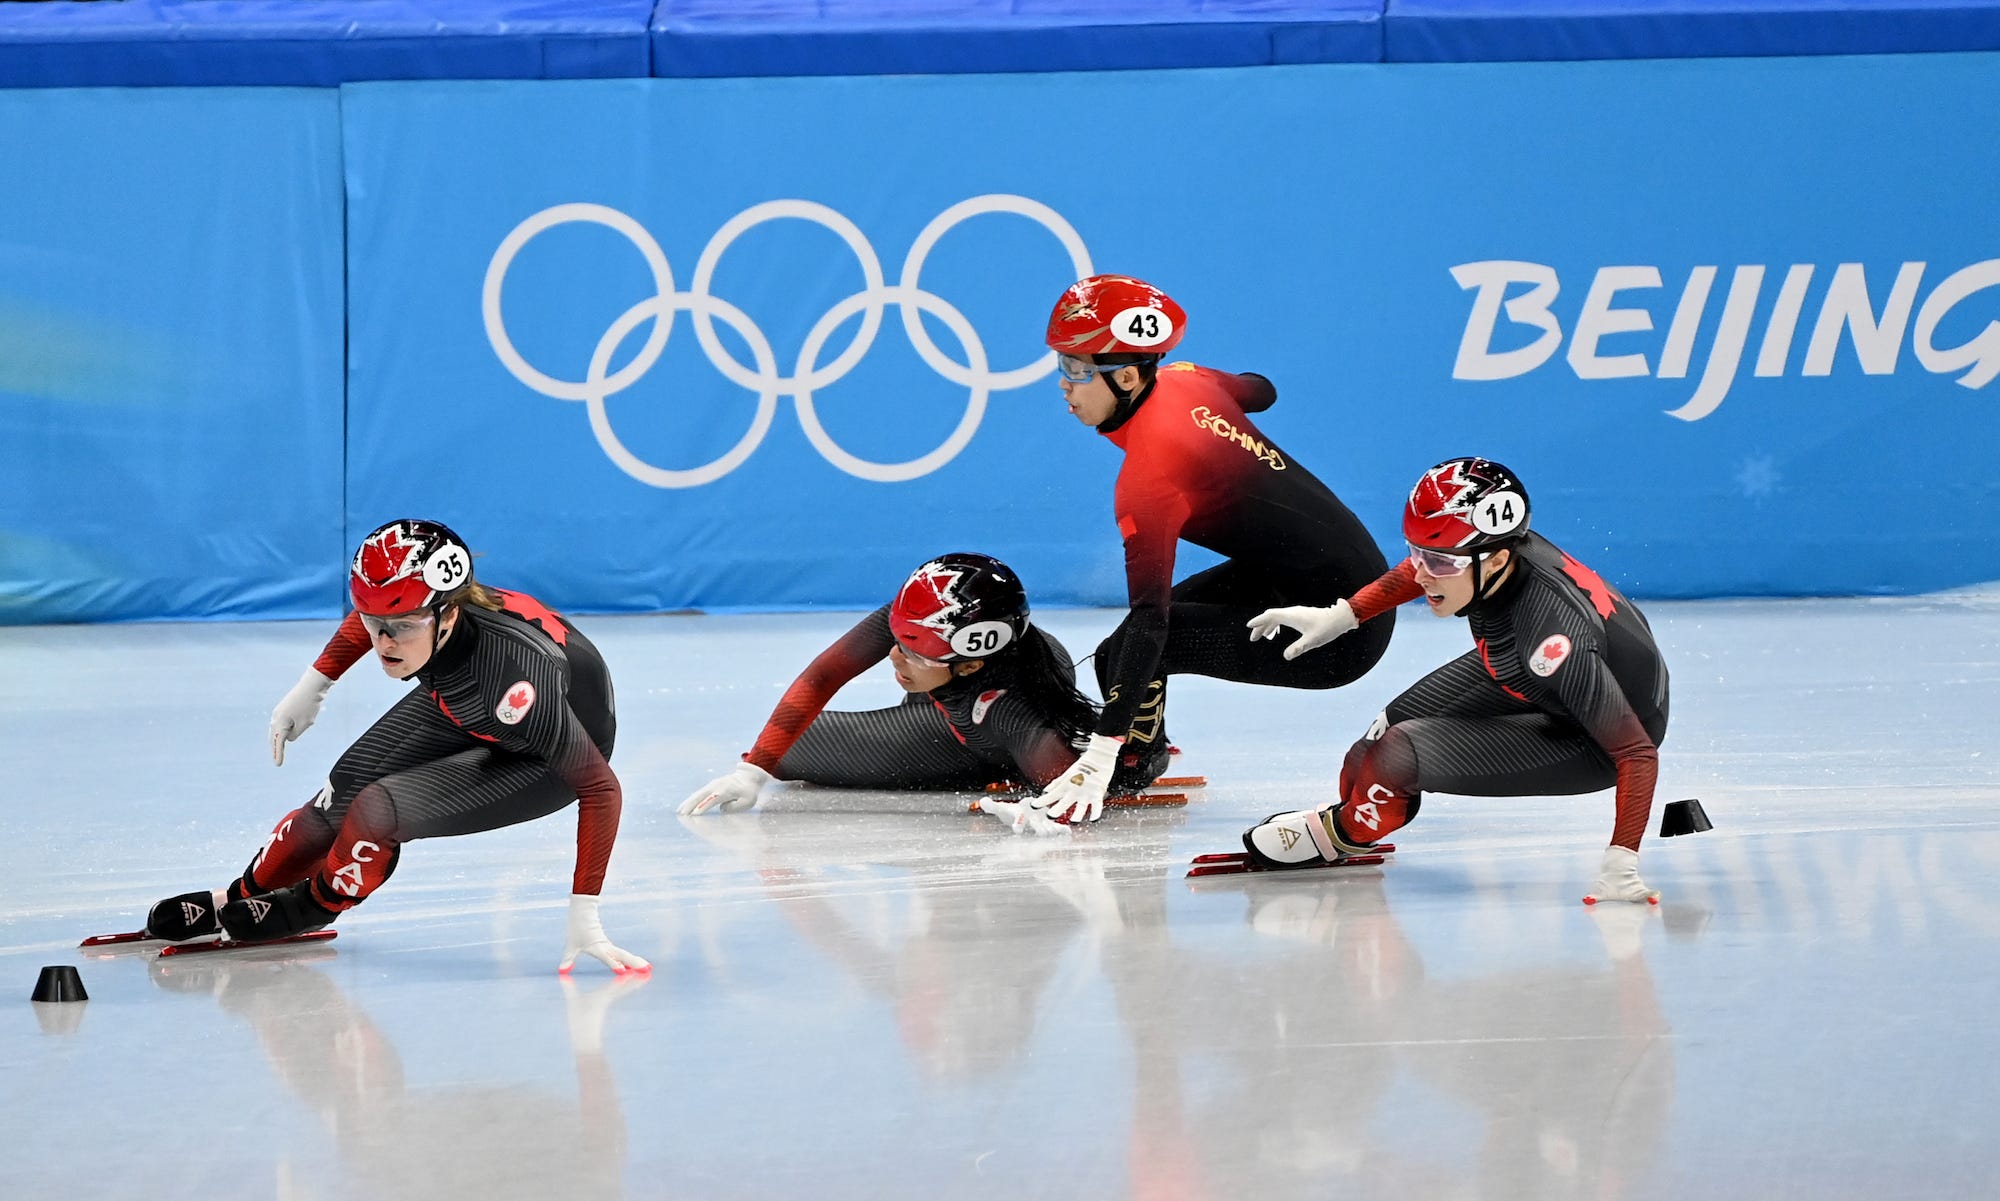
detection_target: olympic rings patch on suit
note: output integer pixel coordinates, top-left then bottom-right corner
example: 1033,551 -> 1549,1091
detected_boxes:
482,196 -> 1093,488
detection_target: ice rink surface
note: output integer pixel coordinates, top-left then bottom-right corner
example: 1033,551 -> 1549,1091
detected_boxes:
4,594 -> 1998,1201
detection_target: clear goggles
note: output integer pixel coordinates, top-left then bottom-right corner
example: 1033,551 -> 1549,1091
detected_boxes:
1055,353 -> 1131,384
359,610 -> 437,640
889,639 -> 951,669
1407,544 -> 1477,577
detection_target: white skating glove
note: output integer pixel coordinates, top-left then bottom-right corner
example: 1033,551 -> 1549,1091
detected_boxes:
1583,845 -> 1660,905
678,761 -> 772,816
1246,600 -> 1358,661
269,668 -> 335,766
978,794 -> 1069,837
559,894 -> 651,974
1026,734 -> 1122,827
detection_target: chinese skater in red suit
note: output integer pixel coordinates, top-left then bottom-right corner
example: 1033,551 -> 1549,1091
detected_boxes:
1024,274 -> 1394,829
1241,458 -> 1672,903
140,519 -> 648,971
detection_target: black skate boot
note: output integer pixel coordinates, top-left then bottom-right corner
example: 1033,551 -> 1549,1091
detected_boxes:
219,880 -> 340,943
1111,736 -> 1172,791
145,890 -> 225,942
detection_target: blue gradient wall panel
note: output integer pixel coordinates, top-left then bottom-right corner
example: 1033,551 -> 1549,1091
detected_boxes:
0,88 -> 345,623
344,58 -> 2000,611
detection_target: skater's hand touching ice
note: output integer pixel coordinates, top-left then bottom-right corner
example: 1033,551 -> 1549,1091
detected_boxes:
560,894 -> 651,974
679,762 -> 770,816
1583,846 -> 1659,905
1027,734 -> 1121,826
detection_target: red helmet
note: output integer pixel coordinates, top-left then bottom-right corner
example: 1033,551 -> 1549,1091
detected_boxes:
1403,458 -> 1531,551
350,519 -> 474,616
1045,275 -> 1186,357
889,553 -> 1030,663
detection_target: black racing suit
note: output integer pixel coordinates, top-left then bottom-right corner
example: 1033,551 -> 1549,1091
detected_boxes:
1335,533 -> 1669,850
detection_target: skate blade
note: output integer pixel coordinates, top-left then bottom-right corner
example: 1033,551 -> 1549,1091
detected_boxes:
1188,842 -> 1396,865
1107,791 -> 1188,808
1185,845 -> 1395,878
80,930 -> 158,948
156,930 -> 338,958
1150,776 -> 1206,789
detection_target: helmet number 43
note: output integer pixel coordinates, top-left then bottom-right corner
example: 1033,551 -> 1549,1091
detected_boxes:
1113,305 -> 1175,348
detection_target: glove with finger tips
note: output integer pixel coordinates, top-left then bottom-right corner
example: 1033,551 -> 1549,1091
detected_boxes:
1246,600 -> 1358,661
269,669 -> 335,766
559,894 -> 652,974
983,795 -> 1071,837
1583,845 -> 1660,905
678,761 -> 771,816
1026,734 -> 1122,827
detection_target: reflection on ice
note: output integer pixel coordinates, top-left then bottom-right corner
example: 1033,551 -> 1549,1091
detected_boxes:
3,596 -> 1998,1200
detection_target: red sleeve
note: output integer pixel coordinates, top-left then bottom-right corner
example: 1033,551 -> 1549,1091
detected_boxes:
1609,742 -> 1661,852
1538,641 -> 1659,851
746,607 -> 896,774
564,732 -> 623,895
311,611 -> 373,679
1347,558 -> 1425,623
482,648 -> 623,894
1174,363 -> 1275,414
1215,369 -> 1276,414
1096,474 -> 1192,739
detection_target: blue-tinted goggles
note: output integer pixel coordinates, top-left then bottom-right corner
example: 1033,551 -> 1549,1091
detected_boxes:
1056,353 -> 1131,384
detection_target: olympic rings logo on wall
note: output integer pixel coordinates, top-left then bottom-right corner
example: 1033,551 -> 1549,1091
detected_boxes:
482,196 -> 1093,487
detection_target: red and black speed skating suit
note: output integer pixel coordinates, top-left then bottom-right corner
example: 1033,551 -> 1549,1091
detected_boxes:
1332,533 -> 1670,850
241,591 -> 622,912
744,605 -> 1135,792
1091,362 -> 1394,747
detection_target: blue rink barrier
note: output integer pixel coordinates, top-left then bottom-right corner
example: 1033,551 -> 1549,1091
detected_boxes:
13,0 -> 2000,87
649,0 -> 1383,76
342,55 -> 2000,614
0,0 -> 652,88
0,89 -> 346,624
1383,0 -> 2000,62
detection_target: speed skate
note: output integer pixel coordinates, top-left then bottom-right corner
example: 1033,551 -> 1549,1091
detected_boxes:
79,929 -> 337,958
1185,844 -> 1396,879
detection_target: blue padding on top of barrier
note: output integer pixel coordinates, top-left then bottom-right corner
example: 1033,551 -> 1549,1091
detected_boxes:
1384,0 -> 2000,62
650,0 -> 1382,76
0,0 -> 653,87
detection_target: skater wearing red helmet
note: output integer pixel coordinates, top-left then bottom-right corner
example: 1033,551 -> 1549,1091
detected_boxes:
141,519 -> 647,971
1244,458 -> 1673,903
680,553 -> 1157,822
1028,274 -> 1394,827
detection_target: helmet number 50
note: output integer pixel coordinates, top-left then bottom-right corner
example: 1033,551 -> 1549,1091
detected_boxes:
949,620 -> 1014,658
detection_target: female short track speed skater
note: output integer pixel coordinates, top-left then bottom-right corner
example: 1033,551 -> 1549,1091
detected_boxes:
1242,458 -> 1672,903
1026,274 -> 1395,826
679,552 -> 1157,823
141,519 -> 648,971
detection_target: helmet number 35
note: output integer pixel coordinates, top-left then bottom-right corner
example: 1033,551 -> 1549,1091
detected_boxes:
422,545 -> 473,592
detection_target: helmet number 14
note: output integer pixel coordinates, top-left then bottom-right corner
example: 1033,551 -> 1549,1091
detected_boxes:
1472,491 -> 1527,537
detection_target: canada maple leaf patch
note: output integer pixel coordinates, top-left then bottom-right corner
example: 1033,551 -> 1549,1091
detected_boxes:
1529,634 -> 1572,677
496,680 -> 537,724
